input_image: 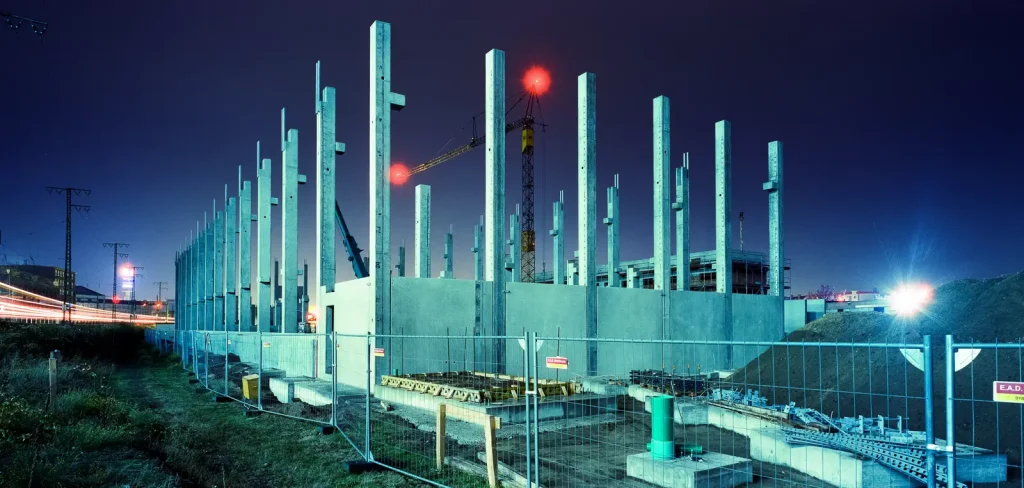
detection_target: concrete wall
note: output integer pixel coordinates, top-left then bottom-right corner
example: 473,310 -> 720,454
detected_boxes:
670,290 -> 730,372
321,278 -> 373,388
785,299 -> 808,333
732,293 -> 784,366
594,286 -> 663,377
390,277 -> 476,375
505,282 -> 586,379
807,298 -> 826,322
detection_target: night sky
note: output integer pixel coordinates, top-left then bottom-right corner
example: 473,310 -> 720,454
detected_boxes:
2,0 -> 1022,301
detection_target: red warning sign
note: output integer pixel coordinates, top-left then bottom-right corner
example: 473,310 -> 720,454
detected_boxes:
546,356 -> 568,369
374,347 -> 386,357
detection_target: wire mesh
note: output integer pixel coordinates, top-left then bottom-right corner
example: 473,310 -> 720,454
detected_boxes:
258,333 -> 332,424
950,339 -> 1022,487
223,332 -> 260,405
524,336 -> 932,487
367,333 -> 526,487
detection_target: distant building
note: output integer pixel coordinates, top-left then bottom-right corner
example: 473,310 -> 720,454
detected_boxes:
74,285 -> 106,304
835,290 -> 881,302
0,265 -> 75,301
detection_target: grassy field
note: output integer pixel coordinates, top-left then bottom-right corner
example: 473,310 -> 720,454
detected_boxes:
0,321 -> 413,487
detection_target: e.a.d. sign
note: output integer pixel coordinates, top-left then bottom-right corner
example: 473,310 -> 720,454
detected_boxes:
993,381 -> 1024,404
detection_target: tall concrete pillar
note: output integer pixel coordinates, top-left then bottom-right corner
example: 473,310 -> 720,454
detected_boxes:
626,264 -> 639,288
205,214 -> 213,331
225,188 -> 237,330
578,72 -> 597,375
238,166 -> 253,331
567,260 -> 578,286
194,224 -> 201,331
214,208 -> 225,331
673,154 -> 690,291
281,110 -> 305,334
550,191 -> 564,285
765,142 -> 784,300
604,175 -> 619,287
715,121 -> 732,294
508,205 -> 520,283
653,96 -> 671,291
273,259 -> 280,329
414,184 -> 431,278
256,153 -> 277,332
442,226 -> 454,278
396,244 -> 406,277
472,216 -> 483,281
370,21 -> 406,341
316,61 -> 345,300
485,48 -> 506,371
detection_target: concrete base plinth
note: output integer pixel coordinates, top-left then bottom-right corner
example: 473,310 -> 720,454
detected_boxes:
626,452 -> 752,488
294,380 -> 333,407
269,377 -> 313,403
374,385 -> 617,425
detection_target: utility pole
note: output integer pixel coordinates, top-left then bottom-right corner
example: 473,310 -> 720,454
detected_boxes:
130,267 -> 144,324
103,242 -> 129,322
47,187 -> 91,323
1,10 -> 48,36
154,281 -> 168,318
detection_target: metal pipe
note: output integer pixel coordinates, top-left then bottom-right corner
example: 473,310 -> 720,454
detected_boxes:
923,335 -> 935,488
366,332 -> 372,460
531,331 -> 540,487
944,335 -> 956,483
648,395 -> 675,459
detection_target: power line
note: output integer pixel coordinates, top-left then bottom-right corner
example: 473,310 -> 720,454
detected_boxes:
103,242 -> 129,322
1,10 -> 48,36
47,186 -> 90,323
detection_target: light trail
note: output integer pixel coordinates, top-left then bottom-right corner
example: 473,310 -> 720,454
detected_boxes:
0,281 -> 173,324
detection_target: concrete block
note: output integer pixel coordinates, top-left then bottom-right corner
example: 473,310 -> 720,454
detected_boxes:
626,451 -> 752,488
293,380 -> 334,407
268,376 -> 313,404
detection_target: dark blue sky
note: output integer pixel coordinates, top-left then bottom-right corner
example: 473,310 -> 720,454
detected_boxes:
2,0 -> 1021,300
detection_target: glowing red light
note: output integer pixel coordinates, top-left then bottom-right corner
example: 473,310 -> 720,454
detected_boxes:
390,163 -> 410,186
522,66 -> 551,96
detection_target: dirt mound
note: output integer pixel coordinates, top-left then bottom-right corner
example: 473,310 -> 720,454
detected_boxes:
724,272 -> 1024,473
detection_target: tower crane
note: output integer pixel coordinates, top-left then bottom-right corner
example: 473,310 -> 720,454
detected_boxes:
404,87 -> 545,282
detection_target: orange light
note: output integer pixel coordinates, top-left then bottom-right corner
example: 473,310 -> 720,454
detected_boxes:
522,66 -> 551,96
390,163 -> 410,186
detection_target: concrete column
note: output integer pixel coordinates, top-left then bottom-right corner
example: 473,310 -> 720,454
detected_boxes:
256,154 -> 276,332
396,244 -> 406,277
485,48 -> 506,370
472,216 -> 483,281
370,21 -> 405,341
673,154 -> 690,291
273,260 -> 280,330
626,264 -> 639,288
578,72 -> 597,375
653,96 -> 671,291
205,214 -> 213,331
442,226 -> 454,278
281,110 -> 304,334
238,166 -> 253,331
317,62 -> 345,298
765,142 -> 784,301
566,260 -> 578,286
194,224 -> 201,331
414,184 -> 431,278
550,191 -> 564,285
508,205 -> 520,283
301,260 -> 309,330
604,175 -> 619,287
225,189 -> 237,330
715,121 -> 732,294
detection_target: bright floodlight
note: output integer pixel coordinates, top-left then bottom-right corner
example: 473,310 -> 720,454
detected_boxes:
889,283 -> 933,316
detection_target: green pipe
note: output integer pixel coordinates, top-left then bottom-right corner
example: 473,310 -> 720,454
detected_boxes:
647,395 -> 675,459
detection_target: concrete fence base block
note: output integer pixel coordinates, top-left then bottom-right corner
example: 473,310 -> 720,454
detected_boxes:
627,451 -> 752,488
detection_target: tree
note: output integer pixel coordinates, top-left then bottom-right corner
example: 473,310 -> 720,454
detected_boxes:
808,284 -> 838,301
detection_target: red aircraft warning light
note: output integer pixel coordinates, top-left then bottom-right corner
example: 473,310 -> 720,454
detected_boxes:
390,162 -> 410,186
523,66 -> 551,96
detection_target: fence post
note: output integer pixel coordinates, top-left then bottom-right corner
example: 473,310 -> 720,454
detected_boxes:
944,335 -> 956,483
531,332 -> 540,488
366,332 -> 373,461
258,329 -> 264,410
523,332 -> 531,487
923,335 -> 936,488
331,332 -> 338,427
48,350 -> 58,411
204,333 -> 210,387
224,331 -> 229,396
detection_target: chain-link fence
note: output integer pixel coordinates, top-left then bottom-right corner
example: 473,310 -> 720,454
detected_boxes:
154,330 -> 1017,488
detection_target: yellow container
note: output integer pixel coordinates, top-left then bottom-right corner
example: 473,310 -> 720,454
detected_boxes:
242,374 -> 260,400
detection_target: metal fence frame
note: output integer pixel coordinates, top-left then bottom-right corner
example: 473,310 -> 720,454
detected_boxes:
142,329 -> 1024,488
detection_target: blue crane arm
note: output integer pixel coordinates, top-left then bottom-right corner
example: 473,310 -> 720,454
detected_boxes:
335,201 -> 369,279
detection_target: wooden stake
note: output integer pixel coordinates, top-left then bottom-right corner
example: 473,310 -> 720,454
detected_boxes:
48,351 -> 57,410
484,415 -> 498,488
436,404 -> 446,471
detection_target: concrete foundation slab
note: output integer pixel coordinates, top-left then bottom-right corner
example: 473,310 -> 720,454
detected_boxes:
626,451 -> 752,488
294,380 -> 334,407
269,376 -> 314,403
374,384 -> 616,425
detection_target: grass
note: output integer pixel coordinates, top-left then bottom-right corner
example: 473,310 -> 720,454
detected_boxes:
0,320 -> 422,487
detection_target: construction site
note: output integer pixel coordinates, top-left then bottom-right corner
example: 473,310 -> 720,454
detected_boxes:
160,18 -> 1023,488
